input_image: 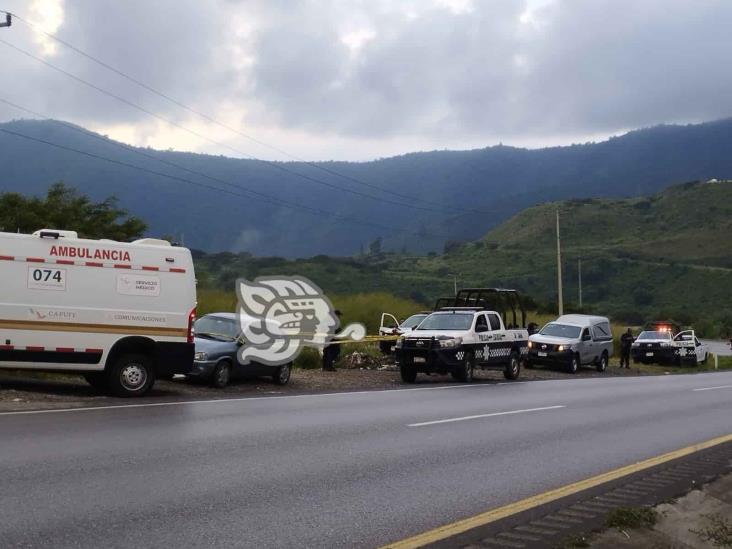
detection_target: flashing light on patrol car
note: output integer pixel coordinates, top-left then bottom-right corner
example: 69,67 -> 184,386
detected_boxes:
0,229 -> 197,396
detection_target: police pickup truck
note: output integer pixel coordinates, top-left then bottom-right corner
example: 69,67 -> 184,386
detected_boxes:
395,289 -> 529,383
632,328 -> 709,366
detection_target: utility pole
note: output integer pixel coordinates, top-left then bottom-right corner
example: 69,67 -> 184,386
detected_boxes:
578,256 -> 583,309
0,13 -> 11,28
556,209 -> 563,316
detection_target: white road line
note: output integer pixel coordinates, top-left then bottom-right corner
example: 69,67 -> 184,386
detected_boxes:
0,382 -> 497,417
407,405 -> 566,427
693,384 -> 732,392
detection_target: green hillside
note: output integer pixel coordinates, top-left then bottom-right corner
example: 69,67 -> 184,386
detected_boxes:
196,180 -> 732,336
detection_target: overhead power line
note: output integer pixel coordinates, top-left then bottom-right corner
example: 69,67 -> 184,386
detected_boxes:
0,125 -> 443,239
4,10 -> 487,215
0,37 -> 459,216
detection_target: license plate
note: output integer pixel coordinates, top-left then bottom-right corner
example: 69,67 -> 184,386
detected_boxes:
413,357 -> 426,363
646,352 -> 654,357
538,352 -> 547,357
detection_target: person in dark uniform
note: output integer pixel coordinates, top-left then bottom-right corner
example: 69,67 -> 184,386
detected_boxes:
322,310 -> 342,371
620,328 -> 634,368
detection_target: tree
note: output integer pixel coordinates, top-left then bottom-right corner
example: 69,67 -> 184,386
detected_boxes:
0,182 -> 146,240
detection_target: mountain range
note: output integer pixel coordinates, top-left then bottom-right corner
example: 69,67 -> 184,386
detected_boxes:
1,117 -> 731,257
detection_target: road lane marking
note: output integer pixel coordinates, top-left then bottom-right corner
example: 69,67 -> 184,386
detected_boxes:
407,405 -> 566,427
0,382 -> 507,417
693,384 -> 732,392
380,432 -> 732,549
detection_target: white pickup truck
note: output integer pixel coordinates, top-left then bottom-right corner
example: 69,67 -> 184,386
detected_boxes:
395,289 -> 530,383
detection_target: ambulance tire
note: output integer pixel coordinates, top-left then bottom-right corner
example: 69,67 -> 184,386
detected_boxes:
107,353 -> 155,397
83,372 -> 107,392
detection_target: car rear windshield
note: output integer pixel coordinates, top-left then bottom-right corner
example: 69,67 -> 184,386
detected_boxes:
539,323 -> 581,338
417,313 -> 473,331
401,314 -> 428,329
637,331 -> 671,340
194,316 -> 239,340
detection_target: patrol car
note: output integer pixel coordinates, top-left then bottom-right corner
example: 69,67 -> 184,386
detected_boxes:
0,229 -> 197,396
395,289 -> 529,383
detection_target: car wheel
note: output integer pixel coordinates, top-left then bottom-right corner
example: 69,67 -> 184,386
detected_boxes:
400,363 -> 417,383
503,352 -> 521,380
567,354 -> 579,374
107,353 -> 155,397
211,361 -> 231,388
273,362 -> 292,385
596,352 -> 608,373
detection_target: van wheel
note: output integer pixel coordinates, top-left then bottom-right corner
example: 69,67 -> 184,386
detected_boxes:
107,354 -> 155,397
273,362 -> 292,385
504,353 -> 521,380
400,363 -> 417,383
597,352 -> 608,372
211,361 -> 231,388
83,372 -> 106,391
567,354 -> 579,374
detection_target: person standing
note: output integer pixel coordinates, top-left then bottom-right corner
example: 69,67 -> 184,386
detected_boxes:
322,310 -> 343,371
620,328 -> 634,368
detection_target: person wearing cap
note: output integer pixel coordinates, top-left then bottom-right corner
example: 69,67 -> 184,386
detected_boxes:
322,309 -> 342,371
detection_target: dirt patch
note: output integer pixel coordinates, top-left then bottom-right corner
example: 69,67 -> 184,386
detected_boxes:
590,473 -> 732,548
0,356 -> 709,413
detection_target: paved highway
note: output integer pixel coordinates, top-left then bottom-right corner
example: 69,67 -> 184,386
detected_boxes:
1,372 -> 731,548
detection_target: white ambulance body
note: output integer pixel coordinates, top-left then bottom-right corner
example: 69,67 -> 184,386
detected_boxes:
0,229 -> 196,396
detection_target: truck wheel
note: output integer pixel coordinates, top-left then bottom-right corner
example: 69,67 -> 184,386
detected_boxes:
400,363 -> 417,383
596,352 -> 608,373
211,360 -> 231,388
567,354 -> 579,374
273,362 -> 292,385
107,353 -> 155,397
503,353 -> 521,380
453,355 -> 474,382
83,372 -> 106,391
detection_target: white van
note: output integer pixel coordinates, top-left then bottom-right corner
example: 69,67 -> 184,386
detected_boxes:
0,229 -> 196,396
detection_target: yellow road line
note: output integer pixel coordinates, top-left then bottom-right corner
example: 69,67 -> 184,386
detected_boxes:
381,432 -> 732,549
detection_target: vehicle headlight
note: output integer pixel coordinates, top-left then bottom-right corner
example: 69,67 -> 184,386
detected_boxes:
194,351 -> 208,361
528,341 -> 533,348
395,337 -> 404,349
440,337 -> 462,349
557,345 -> 565,352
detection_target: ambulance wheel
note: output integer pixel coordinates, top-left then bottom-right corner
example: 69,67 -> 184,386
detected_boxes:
107,354 -> 155,397
273,362 -> 292,385
504,352 -> 521,380
83,372 -> 106,391
400,363 -> 417,383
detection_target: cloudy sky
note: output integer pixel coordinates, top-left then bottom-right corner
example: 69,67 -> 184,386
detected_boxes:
0,0 -> 730,161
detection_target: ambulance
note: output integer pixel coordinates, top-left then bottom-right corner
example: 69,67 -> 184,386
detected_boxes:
0,229 -> 196,396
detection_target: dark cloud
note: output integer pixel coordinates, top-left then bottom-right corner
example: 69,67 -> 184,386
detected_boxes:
1,0 -> 730,156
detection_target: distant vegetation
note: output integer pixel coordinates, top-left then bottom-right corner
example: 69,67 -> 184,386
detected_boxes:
2,117 -> 732,256
0,181 -> 146,240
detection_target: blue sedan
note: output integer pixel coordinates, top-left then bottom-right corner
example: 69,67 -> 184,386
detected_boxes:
187,313 -> 292,388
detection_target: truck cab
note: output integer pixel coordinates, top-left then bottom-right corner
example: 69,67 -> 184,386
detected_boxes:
395,289 -> 529,383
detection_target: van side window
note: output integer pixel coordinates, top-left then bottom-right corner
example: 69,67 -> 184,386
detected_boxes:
488,313 -> 501,331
